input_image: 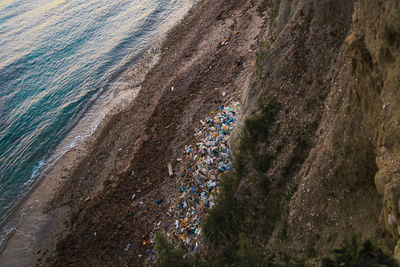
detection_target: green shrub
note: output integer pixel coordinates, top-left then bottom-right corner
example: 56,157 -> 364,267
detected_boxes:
154,233 -> 198,267
203,99 -> 281,261
235,99 -> 280,175
154,232 -> 276,267
231,233 -> 277,267
269,0 -> 281,28
202,174 -> 245,250
321,236 -> 399,267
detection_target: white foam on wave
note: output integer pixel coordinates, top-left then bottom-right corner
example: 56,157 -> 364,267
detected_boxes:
23,159 -> 46,187
43,38 -> 164,175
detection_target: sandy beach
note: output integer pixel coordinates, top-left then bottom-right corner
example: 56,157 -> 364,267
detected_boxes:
0,0 -> 269,265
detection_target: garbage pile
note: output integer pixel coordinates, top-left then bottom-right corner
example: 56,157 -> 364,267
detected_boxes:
158,102 -> 240,253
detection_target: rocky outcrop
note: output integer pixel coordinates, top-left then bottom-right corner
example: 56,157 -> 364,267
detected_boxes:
238,0 -> 400,262
353,0 -> 400,259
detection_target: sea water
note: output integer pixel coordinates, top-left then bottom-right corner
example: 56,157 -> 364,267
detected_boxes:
0,0 -> 194,224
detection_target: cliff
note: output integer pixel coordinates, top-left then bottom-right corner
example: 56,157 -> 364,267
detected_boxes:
209,0 -> 400,263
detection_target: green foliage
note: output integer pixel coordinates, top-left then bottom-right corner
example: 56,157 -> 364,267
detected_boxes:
256,0 -> 281,79
154,232 -> 399,267
154,233 -> 197,267
202,173 -> 245,250
231,233 -> 277,267
269,0 -> 281,28
255,42 -> 270,79
235,99 -> 280,175
321,235 -> 399,267
203,99 -> 281,263
154,232 -> 276,267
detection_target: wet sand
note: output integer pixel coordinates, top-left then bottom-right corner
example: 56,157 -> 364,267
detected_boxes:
0,0 -> 270,266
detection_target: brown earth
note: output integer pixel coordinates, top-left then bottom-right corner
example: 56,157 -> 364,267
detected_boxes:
235,0 -> 400,263
34,0 -> 270,266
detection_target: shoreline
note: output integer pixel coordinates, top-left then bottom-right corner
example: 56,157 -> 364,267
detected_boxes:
0,39 -> 162,236
0,0 -> 197,240
0,0 -> 195,230
0,7 -> 186,265
0,0 -> 269,265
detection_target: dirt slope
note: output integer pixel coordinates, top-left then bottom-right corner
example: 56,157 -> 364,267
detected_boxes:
38,0 -> 269,266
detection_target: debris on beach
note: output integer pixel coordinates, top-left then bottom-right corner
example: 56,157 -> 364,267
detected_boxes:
124,244 -> 131,252
117,102 -> 240,263
167,163 -> 173,176
152,102 -> 240,255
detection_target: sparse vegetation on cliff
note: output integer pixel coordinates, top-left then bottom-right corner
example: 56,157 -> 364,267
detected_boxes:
321,236 -> 399,267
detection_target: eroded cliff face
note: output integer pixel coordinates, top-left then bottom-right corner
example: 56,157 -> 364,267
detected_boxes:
238,0 -> 400,261
359,0 -> 400,258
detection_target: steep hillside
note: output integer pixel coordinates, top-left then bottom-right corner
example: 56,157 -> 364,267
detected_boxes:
202,0 -> 400,264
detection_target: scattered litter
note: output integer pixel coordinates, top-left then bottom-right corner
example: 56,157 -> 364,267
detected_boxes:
102,103 -> 240,262
94,232 -> 97,237
168,163 -> 173,176
233,30 -> 240,35
221,37 -> 230,46
124,244 -> 131,252
156,102 -> 240,253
